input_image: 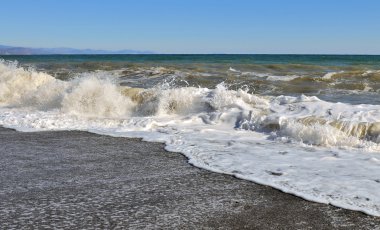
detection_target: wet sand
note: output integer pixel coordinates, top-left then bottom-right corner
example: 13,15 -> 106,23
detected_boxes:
0,127 -> 379,229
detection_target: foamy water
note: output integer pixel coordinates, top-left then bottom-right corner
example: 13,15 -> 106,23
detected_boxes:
1,59 -> 380,216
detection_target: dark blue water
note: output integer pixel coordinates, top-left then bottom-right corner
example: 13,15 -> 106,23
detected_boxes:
2,54 -> 380,67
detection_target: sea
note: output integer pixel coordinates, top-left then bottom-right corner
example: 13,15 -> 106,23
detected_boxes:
1,54 -> 380,216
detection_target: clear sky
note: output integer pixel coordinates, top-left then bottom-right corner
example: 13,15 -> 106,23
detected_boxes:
1,0 -> 379,54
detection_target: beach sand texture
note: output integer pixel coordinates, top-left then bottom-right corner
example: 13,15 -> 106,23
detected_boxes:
1,127 -> 379,229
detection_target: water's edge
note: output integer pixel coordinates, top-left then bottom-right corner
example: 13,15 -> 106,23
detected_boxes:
2,125 -> 378,217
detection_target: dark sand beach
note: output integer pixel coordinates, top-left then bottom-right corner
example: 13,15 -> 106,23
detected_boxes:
0,126 -> 379,229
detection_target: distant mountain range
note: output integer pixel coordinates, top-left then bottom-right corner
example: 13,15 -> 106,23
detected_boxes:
0,44 -> 154,55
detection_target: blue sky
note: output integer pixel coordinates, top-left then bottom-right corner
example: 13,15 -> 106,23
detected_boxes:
1,0 -> 379,54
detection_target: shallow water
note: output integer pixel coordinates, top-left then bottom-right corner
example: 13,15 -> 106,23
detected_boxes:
1,55 -> 380,216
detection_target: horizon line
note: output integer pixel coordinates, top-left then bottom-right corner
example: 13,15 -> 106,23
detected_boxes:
1,53 -> 380,56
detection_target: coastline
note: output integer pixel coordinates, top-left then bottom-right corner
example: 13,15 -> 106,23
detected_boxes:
1,126 -> 379,229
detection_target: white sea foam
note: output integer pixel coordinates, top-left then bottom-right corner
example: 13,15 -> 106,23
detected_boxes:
362,70 -> 380,76
62,77 -> 135,117
266,75 -> 300,81
230,68 -> 301,81
228,67 -> 240,73
0,61 -> 58,105
1,60 -> 380,216
321,71 -> 344,80
241,71 -> 268,77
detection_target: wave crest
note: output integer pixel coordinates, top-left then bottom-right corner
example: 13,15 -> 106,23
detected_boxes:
0,60 -> 57,105
62,77 -> 135,117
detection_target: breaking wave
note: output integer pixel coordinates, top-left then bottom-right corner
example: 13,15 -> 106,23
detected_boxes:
1,60 -> 380,216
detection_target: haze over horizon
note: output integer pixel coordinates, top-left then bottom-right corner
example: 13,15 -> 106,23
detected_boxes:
0,44 -> 154,55
1,0 -> 380,54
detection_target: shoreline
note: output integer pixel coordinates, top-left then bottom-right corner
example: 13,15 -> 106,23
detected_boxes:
1,127 -> 379,229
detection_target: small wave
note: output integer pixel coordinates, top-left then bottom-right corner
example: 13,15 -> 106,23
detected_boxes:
266,75 -> 301,81
228,67 -> 302,81
321,71 -> 344,80
362,70 -> 380,76
228,67 -> 240,73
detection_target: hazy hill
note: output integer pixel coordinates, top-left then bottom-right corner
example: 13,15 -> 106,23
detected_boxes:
0,45 -> 154,55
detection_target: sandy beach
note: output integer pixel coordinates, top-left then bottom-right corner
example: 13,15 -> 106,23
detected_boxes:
0,126 -> 379,229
